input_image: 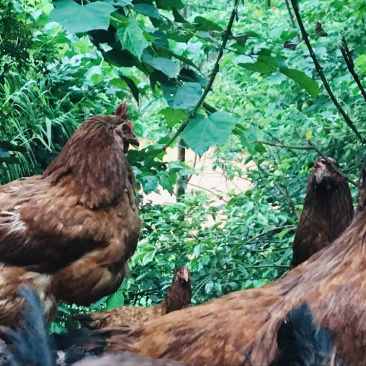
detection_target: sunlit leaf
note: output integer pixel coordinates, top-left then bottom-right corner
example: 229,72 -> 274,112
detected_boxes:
181,111 -> 237,156
50,1 -> 115,33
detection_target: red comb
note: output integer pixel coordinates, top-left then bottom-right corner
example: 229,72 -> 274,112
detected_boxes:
116,102 -> 134,130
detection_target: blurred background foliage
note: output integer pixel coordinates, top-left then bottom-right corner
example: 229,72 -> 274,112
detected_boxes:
1,0 -> 366,331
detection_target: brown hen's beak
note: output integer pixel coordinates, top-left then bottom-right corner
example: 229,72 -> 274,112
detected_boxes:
129,135 -> 139,147
181,265 -> 190,282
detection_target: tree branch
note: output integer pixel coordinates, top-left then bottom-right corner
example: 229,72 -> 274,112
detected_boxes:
290,0 -> 365,144
162,0 -> 241,150
284,0 -> 296,28
340,37 -> 366,104
255,139 -> 361,189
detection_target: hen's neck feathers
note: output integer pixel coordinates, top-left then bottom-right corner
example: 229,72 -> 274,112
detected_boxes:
304,176 -> 354,227
42,118 -> 130,209
161,277 -> 192,315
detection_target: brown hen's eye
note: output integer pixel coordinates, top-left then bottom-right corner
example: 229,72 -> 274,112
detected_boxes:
122,124 -> 130,132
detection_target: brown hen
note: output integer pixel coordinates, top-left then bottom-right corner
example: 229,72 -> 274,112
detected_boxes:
85,178 -> 366,366
77,266 -> 191,329
0,103 -> 141,327
291,156 -> 353,267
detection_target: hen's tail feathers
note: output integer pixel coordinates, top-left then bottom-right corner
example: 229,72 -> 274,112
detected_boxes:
0,285 -> 56,366
270,302 -> 337,366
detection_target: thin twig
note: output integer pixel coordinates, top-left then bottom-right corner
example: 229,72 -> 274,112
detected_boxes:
187,182 -> 228,201
290,0 -> 365,144
284,0 -> 296,28
340,37 -> 366,103
162,0 -> 241,150
255,139 -> 361,189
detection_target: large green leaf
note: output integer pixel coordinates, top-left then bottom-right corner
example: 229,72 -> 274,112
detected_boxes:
134,4 -> 161,18
162,82 -> 202,110
118,21 -> 149,60
239,54 -> 278,75
155,0 -> 184,10
193,16 -> 223,31
280,68 -> 320,98
104,0 -> 131,6
160,107 -> 187,127
50,1 -> 115,33
181,111 -> 237,156
142,52 -> 178,78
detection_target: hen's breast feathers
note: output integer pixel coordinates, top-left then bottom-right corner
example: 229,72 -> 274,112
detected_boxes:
0,172 -> 140,276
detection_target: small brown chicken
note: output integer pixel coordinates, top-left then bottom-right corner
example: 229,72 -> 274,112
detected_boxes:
291,157 -> 353,267
0,103 -> 141,327
77,266 -> 191,329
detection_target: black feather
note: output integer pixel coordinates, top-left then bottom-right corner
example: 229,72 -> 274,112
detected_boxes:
0,286 -> 56,366
270,302 -> 337,366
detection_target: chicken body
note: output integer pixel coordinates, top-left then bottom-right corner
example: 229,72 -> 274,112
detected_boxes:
0,103 -> 141,326
91,208 -> 366,366
78,266 -> 191,329
291,157 -> 353,267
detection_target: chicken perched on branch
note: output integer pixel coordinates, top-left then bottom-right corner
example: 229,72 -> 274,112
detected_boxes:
83,166 -> 366,365
77,266 -> 191,330
0,103 -> 141,326
291,157 -> 353,267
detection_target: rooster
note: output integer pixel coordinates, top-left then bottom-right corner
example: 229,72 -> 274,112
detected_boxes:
291,157 -> 353,267
76,266 -> 191,329
0,103 -> 141,327
83,169 -> 366,365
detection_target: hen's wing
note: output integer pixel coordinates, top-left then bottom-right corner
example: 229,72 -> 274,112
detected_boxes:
0,176 -> 108,273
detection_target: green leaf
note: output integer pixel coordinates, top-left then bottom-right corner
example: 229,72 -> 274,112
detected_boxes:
142,53 -> 178,78
166,28 -> 193,43
280,68 -> 320,98
160,108 -> 187,127
156,0 -> 184,10
106,292 -> 125,310
278,230 -> 289,240
50,1 -> 115,33
161,82 -> 202,110
105,48 -> 138,67
118,72 -> 140,102
0,148 -> 10,159
134,4 -> 161,18
118,21 -> 149,60
104,0 -> 131,6
239,55 -> 278,75
181,111 -> 237,156
193,16 -> 223,31
141,175 -> 159,193
305,130 -> 313,139
205,281 -> 213,294
0,141 -> 26,153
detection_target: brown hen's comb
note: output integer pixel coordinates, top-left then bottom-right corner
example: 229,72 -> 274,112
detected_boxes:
115,102 -> 134,130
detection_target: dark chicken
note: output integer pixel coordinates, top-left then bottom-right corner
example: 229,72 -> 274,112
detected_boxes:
76,266 -> 191,329
269,302 -> 342,366
81,167 -> 366,366
291,157 -> 353,267
0,103 -> 141,326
